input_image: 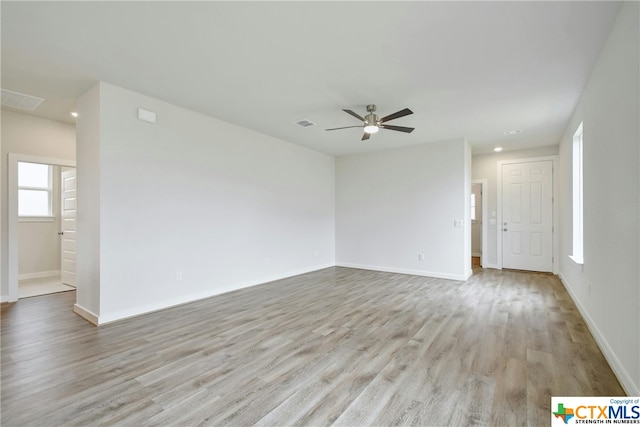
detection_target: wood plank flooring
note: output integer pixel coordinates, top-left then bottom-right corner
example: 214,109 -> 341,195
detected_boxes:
1,267 -> 625,426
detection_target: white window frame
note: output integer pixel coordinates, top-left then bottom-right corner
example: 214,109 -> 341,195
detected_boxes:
18,161 -> 54,221
470,193 -> 477,222
570,122 -> 584,265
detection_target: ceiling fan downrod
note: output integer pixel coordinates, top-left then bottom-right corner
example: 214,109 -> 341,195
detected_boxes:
365,104 -> 378,126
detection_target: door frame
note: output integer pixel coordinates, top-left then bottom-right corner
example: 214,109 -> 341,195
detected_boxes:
496,155 -> 559,274
7,153 -> 76,302
471,179 -> 488,268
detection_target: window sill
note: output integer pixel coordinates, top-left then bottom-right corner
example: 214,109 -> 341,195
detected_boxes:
569,255 -> 584,265
19,216 -> 55,223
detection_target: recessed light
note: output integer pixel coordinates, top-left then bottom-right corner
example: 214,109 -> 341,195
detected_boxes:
504,129 -> 521,135
71,112 -> 78,118
494,147 -> 503,152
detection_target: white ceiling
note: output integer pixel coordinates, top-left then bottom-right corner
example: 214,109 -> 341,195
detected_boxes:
1,1 -> 622,156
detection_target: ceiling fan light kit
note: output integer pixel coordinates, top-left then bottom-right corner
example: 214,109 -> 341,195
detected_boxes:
326,104 -> 415,141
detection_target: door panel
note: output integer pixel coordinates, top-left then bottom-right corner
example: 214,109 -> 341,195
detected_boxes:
502,161 -> 553,272
61,169 -> 77,287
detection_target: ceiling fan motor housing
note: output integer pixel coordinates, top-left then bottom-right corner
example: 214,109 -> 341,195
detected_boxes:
365,104 -> 378,125
364,113 -> 378,125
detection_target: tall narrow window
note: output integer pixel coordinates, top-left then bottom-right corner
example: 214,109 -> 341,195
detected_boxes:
570,122 -> 584,264
18,162 -> 52,217
470,193 -> 477,221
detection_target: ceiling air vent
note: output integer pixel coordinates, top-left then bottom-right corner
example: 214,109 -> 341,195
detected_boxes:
1,88 -> 44,111
295,119 -> 316,128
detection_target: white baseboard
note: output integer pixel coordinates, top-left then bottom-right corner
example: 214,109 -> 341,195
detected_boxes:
472,252 -> 482,257
1,295 -> 9,303
558,272 -> 639,396
19,270 -> 60,281
97,263 -> 335,325
483,263 -> 498,269
73,304 -> 99,325
336,262 -> 470,281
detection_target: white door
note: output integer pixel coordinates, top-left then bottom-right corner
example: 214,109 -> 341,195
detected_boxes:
502,160 -> 553,272
60,168 -> 77,286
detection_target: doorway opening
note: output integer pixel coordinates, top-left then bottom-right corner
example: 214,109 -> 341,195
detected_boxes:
471,179 -> 488,269
8,154 -> 76,302
17,163 -> 77,298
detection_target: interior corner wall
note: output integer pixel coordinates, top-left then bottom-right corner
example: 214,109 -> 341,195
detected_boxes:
558,1 -> 639,395
82,82 -> 335,323
335,139 -> 469,281
471,145 -> 559,268
0,110 -> 76,301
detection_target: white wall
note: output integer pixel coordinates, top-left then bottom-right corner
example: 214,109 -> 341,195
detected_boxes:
1,110 -> 76,300
558,2 -> 639,395
472,145 -> 559,268
75,84 -> 101,317
336,138 -> 471,281
77,82 -> 335,323
463,141 -> 472,278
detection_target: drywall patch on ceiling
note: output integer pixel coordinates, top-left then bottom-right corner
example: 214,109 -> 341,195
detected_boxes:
1,88 -> 44,111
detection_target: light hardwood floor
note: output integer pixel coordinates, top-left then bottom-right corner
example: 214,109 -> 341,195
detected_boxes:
18,276 -> 75,299
1,267 -> 624,426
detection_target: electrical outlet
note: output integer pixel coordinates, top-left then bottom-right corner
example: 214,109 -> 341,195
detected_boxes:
454,219 -> 463,227
419,253 -> 425,261
176,271 -> 183,281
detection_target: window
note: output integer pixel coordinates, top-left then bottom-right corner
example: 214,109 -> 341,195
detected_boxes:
470,193 -> 476,221
18,162 -> 52,217
570,122 -> 583,264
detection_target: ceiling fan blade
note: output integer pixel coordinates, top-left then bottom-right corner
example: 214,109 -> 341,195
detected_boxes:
325,125 -> 364,131
380,108 -> 413,123
361,132 -> 371,141
380,124 -> 415,133
343,109 -> 366,122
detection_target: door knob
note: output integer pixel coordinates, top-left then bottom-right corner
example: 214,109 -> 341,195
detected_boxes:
58,232 -> 64,236
503,228 -> 508,232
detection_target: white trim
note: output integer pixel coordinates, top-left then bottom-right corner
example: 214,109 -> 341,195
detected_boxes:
471,179 -> 488,268
1,295 -> 9,303
472,252 -> 482,257
558,273 -> 639,396
571,122 -> 584,263
96,263 -> 335,325
336,262 -> 472,281
73,304 -> 99,325
568,255 -> 584,266
18,270 -> 60,281
482,263 -> 498,269
18,216 -> 55,223
8,154 -> 76,302
496,155 -> 559,273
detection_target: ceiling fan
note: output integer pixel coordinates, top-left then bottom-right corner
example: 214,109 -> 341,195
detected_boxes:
326,104 -> 415,141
